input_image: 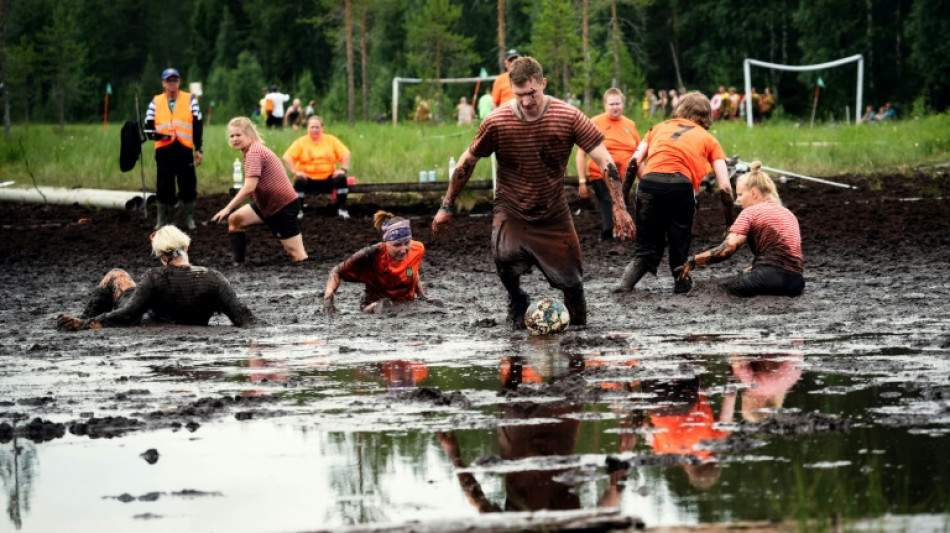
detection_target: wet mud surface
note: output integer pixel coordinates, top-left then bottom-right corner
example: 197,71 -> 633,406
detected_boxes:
2,172 -> 950,531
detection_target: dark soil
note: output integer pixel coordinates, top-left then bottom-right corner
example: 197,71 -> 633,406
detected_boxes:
2,171 -> 950,441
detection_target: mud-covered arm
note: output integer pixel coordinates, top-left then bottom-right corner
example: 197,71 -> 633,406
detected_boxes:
321,246 -> 377,312
215,273 -> 255,327
588,143 -> 635,241
675,232 -> 747,279
92,273 -> 156,327
437,431 -> 502,513
432,150 -> 480,238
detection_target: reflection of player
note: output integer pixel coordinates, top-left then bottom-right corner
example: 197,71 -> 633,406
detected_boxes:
730,353 -> 803,422
377,360 -> 429,389
642,377 -> 736,490
439,354 -> 629,512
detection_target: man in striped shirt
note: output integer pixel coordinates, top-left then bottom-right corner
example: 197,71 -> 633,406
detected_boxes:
432,57 -> 635,330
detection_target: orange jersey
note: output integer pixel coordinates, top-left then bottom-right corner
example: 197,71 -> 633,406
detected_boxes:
649,396 -> 731,461
283,133 -> 349,180
338,240 -> 425,303
587,113 -> 640,180
491,72 -> 514,107
641,118 -> 726,190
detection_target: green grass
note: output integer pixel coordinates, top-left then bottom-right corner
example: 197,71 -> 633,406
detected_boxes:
1,113 -> 948,195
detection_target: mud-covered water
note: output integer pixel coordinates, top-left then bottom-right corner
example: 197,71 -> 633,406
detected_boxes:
2,173 -> 950,532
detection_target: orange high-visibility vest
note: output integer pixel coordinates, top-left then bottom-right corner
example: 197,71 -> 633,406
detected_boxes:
153,91 -> 194,149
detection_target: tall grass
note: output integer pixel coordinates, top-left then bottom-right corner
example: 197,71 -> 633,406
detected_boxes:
1,113 -> 948,195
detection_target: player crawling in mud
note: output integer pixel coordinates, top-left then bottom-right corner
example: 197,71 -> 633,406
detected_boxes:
675,161 -> 805,296
321,210 -> 442,314
56,225 -> 255,331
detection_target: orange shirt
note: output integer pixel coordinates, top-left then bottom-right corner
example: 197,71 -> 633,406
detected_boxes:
586,113 -> 640,180
339,241 -> 425,303
283,133 -> 349,180
491,72 -> 514,107
641,118 -> 726,190
649,396 -> 731,461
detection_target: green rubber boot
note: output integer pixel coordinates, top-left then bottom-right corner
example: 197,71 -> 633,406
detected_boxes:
183,202 -> 196,230
154,202 -> 171,230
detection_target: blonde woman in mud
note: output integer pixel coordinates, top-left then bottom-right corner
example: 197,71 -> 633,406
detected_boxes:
56,225 -> 254,331
321,211 -> 442,314
675,161 -> 805,296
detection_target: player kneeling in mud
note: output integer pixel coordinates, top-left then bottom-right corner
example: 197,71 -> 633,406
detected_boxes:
321,210 -> 441,314
57,225 -> 255,331
675,161 -> 805,297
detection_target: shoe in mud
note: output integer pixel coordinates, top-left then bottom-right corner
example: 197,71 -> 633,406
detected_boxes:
505,291 -> 530,330
673,275 -> 692,294
337,209 -> 351,220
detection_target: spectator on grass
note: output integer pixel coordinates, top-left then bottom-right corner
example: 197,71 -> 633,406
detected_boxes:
675,161 -> 804,297
321,211 -> 441,314
876,102 -> 897,121
477,88 -> 493,120
285,98 -> 304,130
264,86 -> 290,129
456,96 -> 474,126
759,88 -> 776,121
282,115 -> 352,220
576,88 -> 641,241
861,105 -> 876,123
491,49 -> 521,108
212,117 -> 309,264
56,225 -> 254,331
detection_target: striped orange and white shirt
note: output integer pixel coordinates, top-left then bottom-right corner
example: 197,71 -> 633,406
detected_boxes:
730,201 -> 803,274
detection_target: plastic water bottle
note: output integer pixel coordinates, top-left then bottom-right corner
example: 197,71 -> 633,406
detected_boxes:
448,156 -> 456,180
232,159 -> 243,188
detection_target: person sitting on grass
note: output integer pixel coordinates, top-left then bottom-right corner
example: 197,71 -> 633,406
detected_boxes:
283,115 -> 352,220
675,161 -> 804,297
321,211 -> 442,314
57,225 -> 255,331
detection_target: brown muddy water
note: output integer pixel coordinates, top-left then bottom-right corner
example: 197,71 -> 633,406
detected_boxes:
2,173 -> 949,532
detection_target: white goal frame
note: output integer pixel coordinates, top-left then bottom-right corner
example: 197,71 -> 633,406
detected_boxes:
743,54 -> 864,127
391,75 -> 498,126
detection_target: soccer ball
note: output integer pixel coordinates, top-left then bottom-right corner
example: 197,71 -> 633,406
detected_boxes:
524,297 -> 570,335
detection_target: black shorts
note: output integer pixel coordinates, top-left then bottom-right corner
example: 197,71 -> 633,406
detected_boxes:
725,265 -> 805,297
251,200 -> 302,240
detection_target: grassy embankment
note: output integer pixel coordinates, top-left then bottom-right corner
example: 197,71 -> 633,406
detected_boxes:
1,113 -> 947,196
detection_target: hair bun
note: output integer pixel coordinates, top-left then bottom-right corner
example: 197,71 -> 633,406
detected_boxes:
750,161 -> 762,172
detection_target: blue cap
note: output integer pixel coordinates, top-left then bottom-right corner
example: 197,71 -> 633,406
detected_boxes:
161,68 -> 180,80
506,49 -> 521,61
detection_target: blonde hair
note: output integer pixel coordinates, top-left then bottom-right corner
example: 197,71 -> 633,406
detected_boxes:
151,224 -> 191,257
373,210 -> 405,231
227,116 -> 264,144
672,91 -> 713,129
603,87 -> 625,104
740,161 -> 782,205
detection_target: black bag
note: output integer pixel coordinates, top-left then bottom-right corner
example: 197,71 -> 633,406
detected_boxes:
120,121 -> 145,172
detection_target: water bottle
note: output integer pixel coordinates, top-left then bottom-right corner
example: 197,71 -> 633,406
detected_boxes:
448,156 -> 456,180
232,159 -> 243,188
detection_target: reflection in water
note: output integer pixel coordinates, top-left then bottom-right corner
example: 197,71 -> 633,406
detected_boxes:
730,353 -> 804,422
0,437 -> 37,530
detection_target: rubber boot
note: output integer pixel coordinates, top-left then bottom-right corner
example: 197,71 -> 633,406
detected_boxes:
79,286 -> 114,319
505,290 -> 530,330
183,202 -> 196,230
154,202 -> 171,230
562,286 -> 588,326
614,258 -> 649,293
230,232 -> 247,264
673,274 -> 693,294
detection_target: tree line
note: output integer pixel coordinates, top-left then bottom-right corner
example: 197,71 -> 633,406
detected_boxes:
1,0 -> 946,135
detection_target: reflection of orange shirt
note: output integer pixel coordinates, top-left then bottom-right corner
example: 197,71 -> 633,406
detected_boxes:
642,118 -> 726,190
380,361 -> 428,386
587,113 -> 640,180
338,241 -> 425,303
649,396 -> 731,461
283,134 -> 349,180
491,72 -> 514,107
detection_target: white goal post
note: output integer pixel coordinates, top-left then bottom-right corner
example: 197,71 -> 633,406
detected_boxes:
743,54 -> 864,127
391,75 -> 498,126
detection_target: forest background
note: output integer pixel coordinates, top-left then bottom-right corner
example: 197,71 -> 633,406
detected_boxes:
1,0 -> 948,133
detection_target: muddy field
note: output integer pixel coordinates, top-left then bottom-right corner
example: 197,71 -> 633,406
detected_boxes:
2,172 -> 950,532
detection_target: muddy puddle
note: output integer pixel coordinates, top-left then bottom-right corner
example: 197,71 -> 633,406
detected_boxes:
4,329 -> 950,532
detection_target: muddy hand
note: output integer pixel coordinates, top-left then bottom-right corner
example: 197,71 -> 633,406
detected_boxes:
322,296 -> 338,314
431,209 -> 452,240
424,297 -> 445,308
719,189 -> 736,226
612,209 -> 636,242
57,315 -> 84,331
674,257 -> 696,280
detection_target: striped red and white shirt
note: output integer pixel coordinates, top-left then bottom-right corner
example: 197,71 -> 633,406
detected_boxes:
470,97 -> 604,223
243,141 -> 298,218
730,201 -> 804,274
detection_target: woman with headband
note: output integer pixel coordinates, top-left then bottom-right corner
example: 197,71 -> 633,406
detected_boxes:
57,225 -> 255,331
321,211 -> 440,314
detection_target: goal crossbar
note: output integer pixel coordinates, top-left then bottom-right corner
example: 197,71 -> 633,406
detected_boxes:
391,75 -> 498,126
743,54 -> 864,127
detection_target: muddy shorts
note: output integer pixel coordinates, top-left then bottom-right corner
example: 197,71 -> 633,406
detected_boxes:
491,211 -> 583,290
725,265 -> 805,297
251,200 -> 302,240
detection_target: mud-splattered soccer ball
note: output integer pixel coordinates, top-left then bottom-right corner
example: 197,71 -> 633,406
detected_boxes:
524,297 -> 570,335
